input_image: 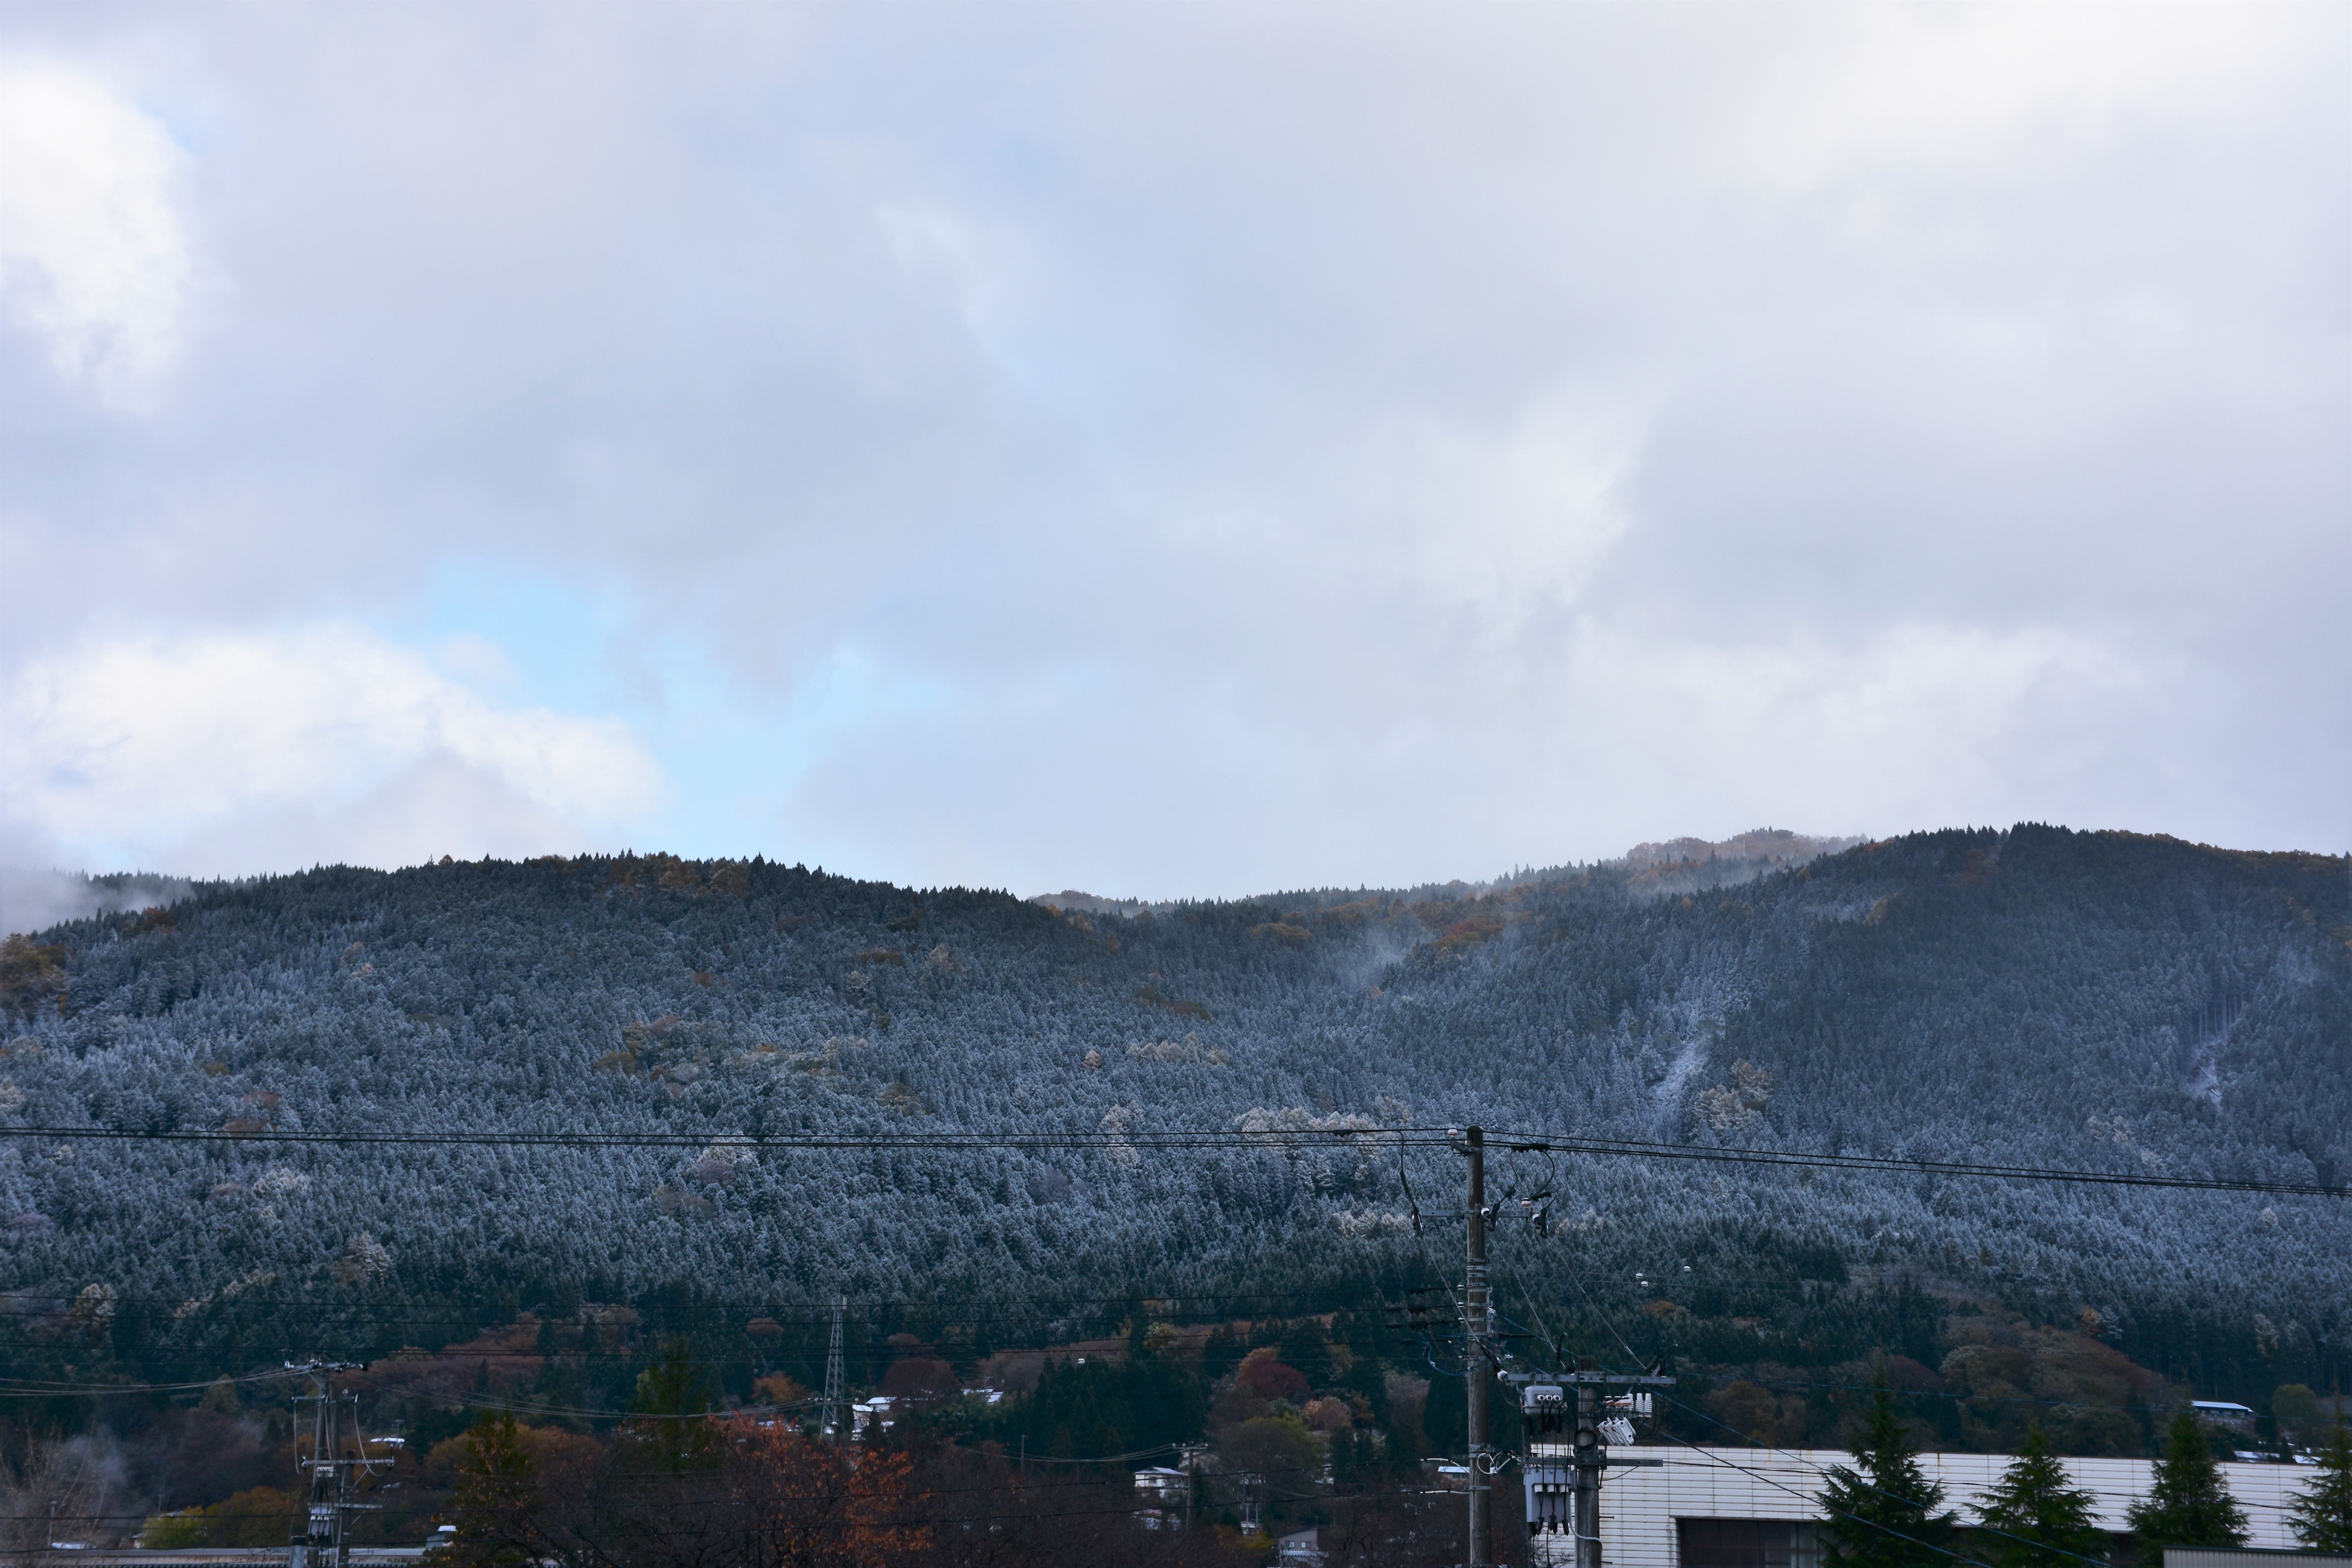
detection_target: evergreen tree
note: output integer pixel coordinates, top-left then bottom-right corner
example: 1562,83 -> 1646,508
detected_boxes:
1200,1328 -> 1244,1383
2126,1411 -> 2249,1552
1278,1321 -> 1334,1388
1383,1414 -> 1427,1471
633,1336 -> 715,1416
1424,1370 -> 1467,1461
1331,1428 -> 1369,1490
1976,1421 -> 2103,1568
628,1338 -> 720,1477
1340,1355 -> 1390,1426
1818,1377 -> 1957,1568
2286,1421 -> 2352,1551
442,1412 -> 538,1568
5,831 -> 2347,1391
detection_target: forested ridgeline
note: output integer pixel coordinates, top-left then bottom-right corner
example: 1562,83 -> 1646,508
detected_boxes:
0,824 -> 2345,1404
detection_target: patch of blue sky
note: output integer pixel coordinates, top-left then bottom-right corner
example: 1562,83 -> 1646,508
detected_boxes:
384,558 -> 952,857
412,559 -> 635,716
636,635 -> 955,860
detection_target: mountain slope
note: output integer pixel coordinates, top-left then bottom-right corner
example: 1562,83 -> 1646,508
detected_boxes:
0,826 -> 2344,1398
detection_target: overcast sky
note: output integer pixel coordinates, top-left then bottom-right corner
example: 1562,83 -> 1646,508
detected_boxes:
1,3 -> 2345,911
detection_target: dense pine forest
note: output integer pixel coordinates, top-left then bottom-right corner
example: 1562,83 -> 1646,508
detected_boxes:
1,824 -> 2346,1436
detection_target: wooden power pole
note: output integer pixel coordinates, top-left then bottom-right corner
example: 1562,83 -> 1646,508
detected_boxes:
1465,1125 -> 1490,1567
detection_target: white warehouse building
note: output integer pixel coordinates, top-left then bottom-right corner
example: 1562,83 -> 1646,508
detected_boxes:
1540,1449 -> 2326,1568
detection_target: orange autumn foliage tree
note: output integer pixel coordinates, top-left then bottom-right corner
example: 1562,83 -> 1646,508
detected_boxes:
721,1419 -> 926,1568
444,1410 -> 924,1568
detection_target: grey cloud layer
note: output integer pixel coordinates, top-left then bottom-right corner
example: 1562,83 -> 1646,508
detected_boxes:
1,4 -> 2344,895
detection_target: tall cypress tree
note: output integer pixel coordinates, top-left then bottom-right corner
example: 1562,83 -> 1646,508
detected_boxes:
627,1338 -> 720,1477
443,1412 -> 538,1568
1819,1378 -> 1958,1568
2287,1421 -> 2352,1551
1424,1370 -> 1468,1460
2127,1411 -> 2248,1552
1975,1421 -> 2104,1568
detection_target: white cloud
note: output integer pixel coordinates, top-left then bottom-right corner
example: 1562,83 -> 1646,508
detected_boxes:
773,609 -> 2171,898
0,56 -> 189,403
0,866 -> 191,940
0,6 -> 2339,888
1716,6 -> 2312,196
1355,391 -> 1643,630
1564,618 -> 2167,827
431,632 -> 519,691
2,626 -> 664,872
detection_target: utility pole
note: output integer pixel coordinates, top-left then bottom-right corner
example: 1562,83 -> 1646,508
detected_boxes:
1406,1127 -> 1672,1566
1573,1364 -> 1603,1568
1465,1125 -> 1490,1568
1237,1470 -> 1263,1538
286,1360 -> 376,1568
292,1377 -> 332,1568
821,1296 -> 848,1443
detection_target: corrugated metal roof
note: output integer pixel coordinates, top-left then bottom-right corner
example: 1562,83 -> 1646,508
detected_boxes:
2167,1551 -> 2352,1568
1581,1448 -> 2323,1568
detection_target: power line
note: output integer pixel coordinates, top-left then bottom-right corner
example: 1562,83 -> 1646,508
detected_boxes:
0,1343 -> 2303,1435
0,1120 -> 2338,1196
13,1450 -> 2316,1533
0,1483 -> 1475,1534
0,1367 -> 311,1396
1480,1129 -> 2346,1198
1,1294 -> 2329,1414
0,1122 -> 1396,1152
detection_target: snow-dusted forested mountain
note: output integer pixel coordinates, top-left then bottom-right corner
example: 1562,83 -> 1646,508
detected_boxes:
1,825 -> 2344,1399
